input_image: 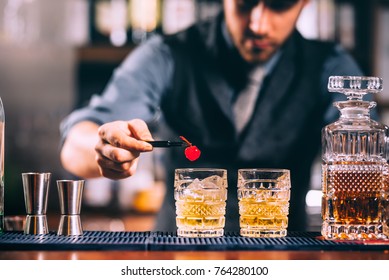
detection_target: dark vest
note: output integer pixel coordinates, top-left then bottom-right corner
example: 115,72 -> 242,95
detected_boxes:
155,14 -> 335,233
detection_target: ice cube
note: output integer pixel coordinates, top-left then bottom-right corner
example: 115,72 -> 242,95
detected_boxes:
183,179 -> 204,201
187,178 -> 204,190
201,175 -> 224,189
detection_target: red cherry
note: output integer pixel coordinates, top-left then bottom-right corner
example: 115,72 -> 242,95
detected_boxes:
179,135 -> 201,161
185,145 -> 201,161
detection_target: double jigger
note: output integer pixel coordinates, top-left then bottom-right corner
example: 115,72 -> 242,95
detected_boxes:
22,172 -> 84,235
57,180 -> 84,236
22,172 -> 51,235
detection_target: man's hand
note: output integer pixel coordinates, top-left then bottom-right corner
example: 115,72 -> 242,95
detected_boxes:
60,119 -> 153,179
95,119 -> 154,179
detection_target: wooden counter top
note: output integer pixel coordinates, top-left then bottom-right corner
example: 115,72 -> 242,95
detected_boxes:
0,250 -> 388,260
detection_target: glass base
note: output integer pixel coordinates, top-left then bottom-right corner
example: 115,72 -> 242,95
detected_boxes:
177,228 -> 224,237
321,222 -> 383,240
240,228 -> 287,238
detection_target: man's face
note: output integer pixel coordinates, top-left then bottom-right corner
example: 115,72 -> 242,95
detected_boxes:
223,0 -> 309,64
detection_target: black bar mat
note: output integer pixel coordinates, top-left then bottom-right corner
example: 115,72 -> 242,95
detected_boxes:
1,231 -> 389,251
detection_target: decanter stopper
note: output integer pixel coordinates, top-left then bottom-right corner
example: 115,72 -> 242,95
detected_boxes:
328,76 -> 383,100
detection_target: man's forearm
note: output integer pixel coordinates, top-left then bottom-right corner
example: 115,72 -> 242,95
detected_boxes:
60,121 -> 102,178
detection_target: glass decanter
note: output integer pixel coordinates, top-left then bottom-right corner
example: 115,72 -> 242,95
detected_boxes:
321,76 -> 387,240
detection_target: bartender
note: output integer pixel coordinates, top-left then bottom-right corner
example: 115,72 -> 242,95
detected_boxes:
60,0 -> 365,232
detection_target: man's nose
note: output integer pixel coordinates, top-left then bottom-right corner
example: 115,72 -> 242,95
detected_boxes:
248,3 -> 270,35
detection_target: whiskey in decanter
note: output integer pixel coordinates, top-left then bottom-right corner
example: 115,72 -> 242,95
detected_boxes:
321,76 -> 388,240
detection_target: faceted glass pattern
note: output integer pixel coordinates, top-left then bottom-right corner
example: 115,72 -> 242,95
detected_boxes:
174,168 -> 227,237
322,76 -> 388,240
237,169 -> 291,238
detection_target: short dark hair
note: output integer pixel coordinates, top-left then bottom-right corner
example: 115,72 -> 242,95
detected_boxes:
235,0 -> 300,12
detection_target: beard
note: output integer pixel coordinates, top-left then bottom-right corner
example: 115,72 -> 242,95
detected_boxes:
238,42 -> 276,64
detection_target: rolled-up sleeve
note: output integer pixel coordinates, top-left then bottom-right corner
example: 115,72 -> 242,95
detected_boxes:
60,35 -> 174,144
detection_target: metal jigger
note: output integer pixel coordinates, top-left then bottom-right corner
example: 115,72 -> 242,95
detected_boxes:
22,172 -> 51,235
57,180 -> 84,236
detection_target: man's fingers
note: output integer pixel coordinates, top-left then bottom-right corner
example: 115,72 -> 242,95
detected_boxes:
96,156 -> 139,179
95,120 -> 151,180
127,119 -> 154,142
98,121 -> 152,152
96,154 -> 132,172
98,167 -> 133,180
95,139 -> 140,163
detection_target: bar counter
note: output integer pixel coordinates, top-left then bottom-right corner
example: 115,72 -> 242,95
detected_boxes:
1,230 -> 389,260
1,249 -> 389,260
1,213 -> 389,260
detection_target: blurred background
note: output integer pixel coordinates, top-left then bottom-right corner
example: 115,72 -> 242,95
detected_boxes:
0,0 -> 389,232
